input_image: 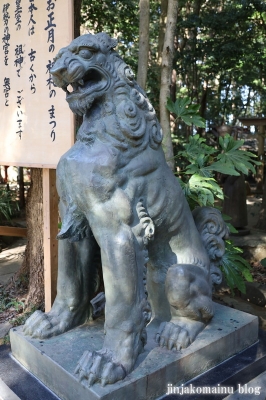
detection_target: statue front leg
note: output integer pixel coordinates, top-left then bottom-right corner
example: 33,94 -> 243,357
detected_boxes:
156,264 -> 213,351
75,223 -> 150,386
23,232 -> 99,339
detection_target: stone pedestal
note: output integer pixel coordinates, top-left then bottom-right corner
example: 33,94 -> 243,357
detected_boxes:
10,303 -> 258,400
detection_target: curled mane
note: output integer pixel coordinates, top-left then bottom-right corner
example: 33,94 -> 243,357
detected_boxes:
77,44 -> 163,151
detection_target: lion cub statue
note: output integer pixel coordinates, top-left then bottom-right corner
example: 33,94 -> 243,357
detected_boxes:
24,32 -> 228,386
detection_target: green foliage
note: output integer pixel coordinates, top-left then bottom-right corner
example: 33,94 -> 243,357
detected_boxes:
220,241 -> 253,294
80,0 -> 266,125
261,258 -> 266,268
214,136 -> 260,176
167,97 -> 206,128
174,0 -> 266,123
3,334 -> 10,345
175,133 -> 259,207
0,292 -> 24,313
222,213 -> 238,235
0,187 -> 13,220
0,186 -> 20,222
177,133 -> 258,292
166,99 -> 258,294
178,175 -> 223,209
5,299 -> 25,312
81,0 -> 139,69
0,285 -> 38,330
10,305 -> 38,327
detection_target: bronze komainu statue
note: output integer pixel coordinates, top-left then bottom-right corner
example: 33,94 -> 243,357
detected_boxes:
24,33 -> 228,386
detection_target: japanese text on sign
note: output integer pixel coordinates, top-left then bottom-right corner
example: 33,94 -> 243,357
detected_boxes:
0,0 -> 74,167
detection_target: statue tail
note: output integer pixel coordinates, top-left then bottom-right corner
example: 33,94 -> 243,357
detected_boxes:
192,207 -> 230,286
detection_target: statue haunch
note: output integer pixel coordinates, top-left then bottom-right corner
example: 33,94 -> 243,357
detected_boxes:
23,33 -> 229,386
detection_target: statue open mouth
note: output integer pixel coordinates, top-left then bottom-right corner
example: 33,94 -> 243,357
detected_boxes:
62,68 -> 110,102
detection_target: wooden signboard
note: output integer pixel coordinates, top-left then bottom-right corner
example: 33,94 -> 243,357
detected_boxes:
0,0 -> 74,168
0,0 -> 75,311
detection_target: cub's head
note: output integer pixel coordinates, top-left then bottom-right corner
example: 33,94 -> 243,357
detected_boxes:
51,32 -> 118,115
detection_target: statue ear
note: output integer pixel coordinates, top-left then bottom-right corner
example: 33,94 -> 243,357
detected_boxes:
96,32 -> 117,50
110,38 -> 117,49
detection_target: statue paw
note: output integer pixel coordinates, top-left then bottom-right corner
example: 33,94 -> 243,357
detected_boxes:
74,349 -> 126,386
156,318 -> 206,351
23,310 -> 53,339
23,298 -> 89,339
155,321 -> 191,351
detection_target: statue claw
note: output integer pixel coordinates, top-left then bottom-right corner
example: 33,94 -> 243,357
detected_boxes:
74,349 -> 126,387
87,372 -> 97,387
156,320 -> 204,352
78,370 -> 86,382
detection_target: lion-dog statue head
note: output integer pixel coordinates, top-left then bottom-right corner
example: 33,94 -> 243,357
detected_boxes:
51,32 -> 163,152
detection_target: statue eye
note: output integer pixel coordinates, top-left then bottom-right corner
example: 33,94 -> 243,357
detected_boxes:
78,48 -> 93,59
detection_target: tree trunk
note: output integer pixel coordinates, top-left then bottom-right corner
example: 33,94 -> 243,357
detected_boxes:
74,0 -> 83,131
137,0 -> 150,89
16,169 -> 44,309
256,177 -> 266,230
157,0 -> 168,66
197,84 -> 208,136
160,0 -> 179,170
74,0 -> 82,39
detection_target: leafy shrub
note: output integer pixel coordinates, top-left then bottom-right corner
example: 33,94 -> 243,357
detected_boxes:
167,97 -> 259,293
0,187 -> 19,221
0,187 -> 13,221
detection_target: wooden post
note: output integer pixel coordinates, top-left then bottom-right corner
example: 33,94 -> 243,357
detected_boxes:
18,167 -> 25,209
257,125 -> 265,187
43,169 -> 59,312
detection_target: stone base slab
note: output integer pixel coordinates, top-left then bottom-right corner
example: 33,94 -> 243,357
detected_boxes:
10,303 -> 258,400
0,377 -> 21,400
